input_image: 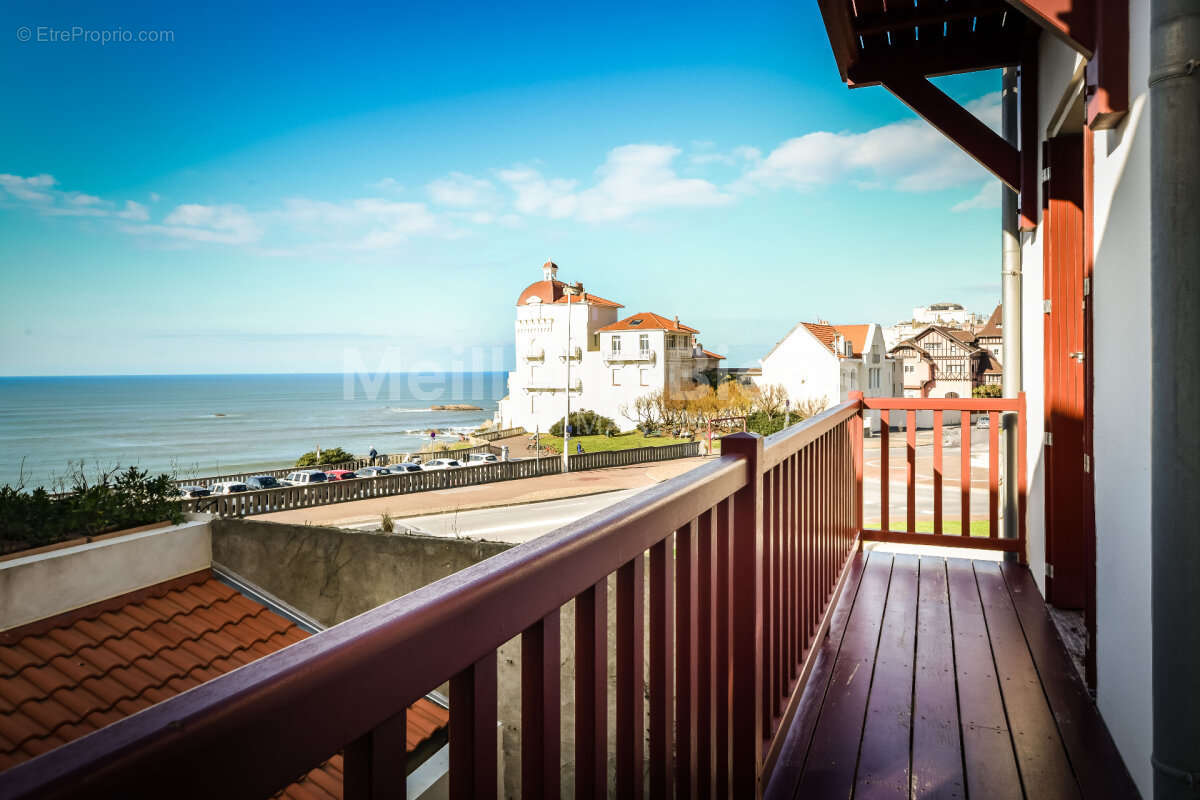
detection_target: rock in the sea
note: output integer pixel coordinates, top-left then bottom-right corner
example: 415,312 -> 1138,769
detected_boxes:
431,404 -> 483,411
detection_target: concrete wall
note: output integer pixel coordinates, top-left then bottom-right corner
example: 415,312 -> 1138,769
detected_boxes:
212,518 -> 650,798
0,518 -> 211,631
759,325 -> 839,409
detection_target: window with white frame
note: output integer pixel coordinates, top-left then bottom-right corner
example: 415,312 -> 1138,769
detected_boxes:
611,369 -> 621,386
611,336 -> 621,355
640,368 -> 649,386
639,333 -> 649,355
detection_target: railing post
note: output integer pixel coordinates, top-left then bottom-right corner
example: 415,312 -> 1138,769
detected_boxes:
722,431 -> 764,798
849,392 -> 864,547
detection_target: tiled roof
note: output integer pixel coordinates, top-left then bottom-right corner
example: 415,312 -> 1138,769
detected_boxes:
977,304 -> 1003,339
0,570 -> 448,796
516,280 -> 623,308
700,349 -> 725,360
915,325 -> 982,352
598,311 -> 699,333
832,324 -> 871,358
982,351 -> 1004,374
801,322 -> 840,355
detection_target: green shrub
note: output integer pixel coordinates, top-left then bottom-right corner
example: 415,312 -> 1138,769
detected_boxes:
549,410 -> 619,437
745,411 -> 798,437
972,384 -> 1003,398
0,466 -> 185,554
295,447 -> 356,467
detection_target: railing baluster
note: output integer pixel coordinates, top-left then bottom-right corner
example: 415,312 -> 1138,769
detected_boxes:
575,580 -> 607,800
852,394 -> 864,545
907,410 -> 917,533
345,709 -> 407,800
649,536 -> 675,799
723,432 -> 764,797
880,409 -> 890,532
769,465 -> 782,727
616,554 -> 645,799
521,611 -> 560,799
449,651 -> 497,800
989,410 -> 1000,538
715,500 -> 733,798
697,508 -> 716,789
676,520 -> 699,797
934,410 -> 944,535
961,410 -> 972,537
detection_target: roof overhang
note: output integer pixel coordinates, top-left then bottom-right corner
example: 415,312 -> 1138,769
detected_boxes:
816,0 -> 1127,229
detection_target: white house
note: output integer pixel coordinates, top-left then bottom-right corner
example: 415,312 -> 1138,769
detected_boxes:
882,301 -> 986,348
757,322 -> 899,429
495,262 -> 723,432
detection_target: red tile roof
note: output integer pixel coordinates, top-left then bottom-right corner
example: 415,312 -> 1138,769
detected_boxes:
800,322 -> 840,355
598,311 -> 699,333
516,280 -> 623,308
0,570 -> 448,796
832,324 -> 871,358
977,304 -> 1003,339
700,349 -> 725,360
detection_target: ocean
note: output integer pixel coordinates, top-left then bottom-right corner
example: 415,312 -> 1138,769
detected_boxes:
0,373 -> 507,489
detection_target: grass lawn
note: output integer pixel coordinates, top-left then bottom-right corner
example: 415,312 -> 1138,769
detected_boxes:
538,431 -> 691,454
874,519 -> 996,536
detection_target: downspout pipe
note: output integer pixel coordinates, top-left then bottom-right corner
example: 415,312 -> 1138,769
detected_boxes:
1001,66 -> 1022,559
1150,0 -> 1200,796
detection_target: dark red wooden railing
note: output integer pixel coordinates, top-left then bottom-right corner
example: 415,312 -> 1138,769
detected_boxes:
0,395 -> 1022,799
858,393 -> 1027,559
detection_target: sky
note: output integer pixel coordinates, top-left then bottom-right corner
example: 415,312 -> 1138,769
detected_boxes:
0,0 -> 1005,376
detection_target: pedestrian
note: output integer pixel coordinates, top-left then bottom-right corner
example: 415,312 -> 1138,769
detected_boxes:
576,441 -> 584,455
368,445 -> 378,466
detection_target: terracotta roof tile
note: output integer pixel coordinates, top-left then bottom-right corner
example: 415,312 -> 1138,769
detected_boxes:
597,311 -> 699,333
800,322 -> 840,355
516,279 -> 623,308
0,572 -> 449,794
832,324 -> 872,358
977,304 -> 1003,338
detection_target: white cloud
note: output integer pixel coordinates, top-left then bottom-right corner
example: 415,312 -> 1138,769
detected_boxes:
369,177 -> 402,191
498,145 -> 729,223
0,173 -> 57,203
134,203 -> 262,244
496,166 -> 579,218
577,144 -> 730,222
951,180 -> 1001,212
741,92 -> 1002,194
427,172 -> 496,209
279,196 -> 446,249
116,200 -> 150,221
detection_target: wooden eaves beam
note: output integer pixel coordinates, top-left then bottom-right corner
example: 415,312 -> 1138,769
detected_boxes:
882,73 -> 1021,191
1005,0 -> 1095,56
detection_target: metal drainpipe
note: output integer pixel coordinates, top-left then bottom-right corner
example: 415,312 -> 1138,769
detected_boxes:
1150,0 -> 1200,796
1001,65 -> 1022,560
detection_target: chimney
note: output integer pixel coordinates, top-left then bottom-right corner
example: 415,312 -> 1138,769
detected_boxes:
543,260 -> 558,282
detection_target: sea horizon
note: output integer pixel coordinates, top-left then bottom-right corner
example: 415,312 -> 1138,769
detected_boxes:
0,372 -> 510,489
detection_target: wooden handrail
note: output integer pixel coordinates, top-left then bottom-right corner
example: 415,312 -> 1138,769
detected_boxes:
0,403 -> 867,800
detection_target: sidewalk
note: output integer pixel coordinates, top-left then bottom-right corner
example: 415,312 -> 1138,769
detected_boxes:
257,456 -> 710,527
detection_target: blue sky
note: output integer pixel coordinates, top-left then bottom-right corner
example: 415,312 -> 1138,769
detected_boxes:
0,0 -> 1004,376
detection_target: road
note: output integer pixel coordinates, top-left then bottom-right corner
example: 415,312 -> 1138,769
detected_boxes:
348,489 -> 640,543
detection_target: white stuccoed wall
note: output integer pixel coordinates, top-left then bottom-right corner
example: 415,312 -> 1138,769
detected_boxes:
1022,20 -> 1154,794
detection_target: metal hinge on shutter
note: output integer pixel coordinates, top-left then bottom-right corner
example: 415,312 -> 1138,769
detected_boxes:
1084,453 -> 1091,472
1083,277 -> 1090,296
1044,432 -> 1053,446
1044,299 -> 1052,313
1046,563 -> 1055,579
1042,166 -> 1051,182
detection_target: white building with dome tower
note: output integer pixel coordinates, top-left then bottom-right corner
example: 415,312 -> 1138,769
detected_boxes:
495,261 -> 724,433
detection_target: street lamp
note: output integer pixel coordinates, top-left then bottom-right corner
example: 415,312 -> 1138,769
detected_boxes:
563,281 -> 583,472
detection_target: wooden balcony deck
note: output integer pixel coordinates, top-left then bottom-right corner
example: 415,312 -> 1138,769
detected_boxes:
764,550 -> 1139,800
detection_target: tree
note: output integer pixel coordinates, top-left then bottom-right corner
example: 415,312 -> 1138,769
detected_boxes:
549,409 -> 619,437
296,447 -> 356,467
973,384 -> 1003,398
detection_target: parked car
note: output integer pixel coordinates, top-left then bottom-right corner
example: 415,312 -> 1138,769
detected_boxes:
282,470 -> 328,486
466,452 -> 500,465
209,481 -> 249,495
175,485 -> 211,499
325,469 -> 356,481
421,459 -> 463,471
354,466 -> 393,478
244,475 -> 283,490
387,462 -> 423,473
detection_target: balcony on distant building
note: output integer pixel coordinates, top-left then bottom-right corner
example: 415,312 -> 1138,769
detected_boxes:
604,348 -> 656,365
